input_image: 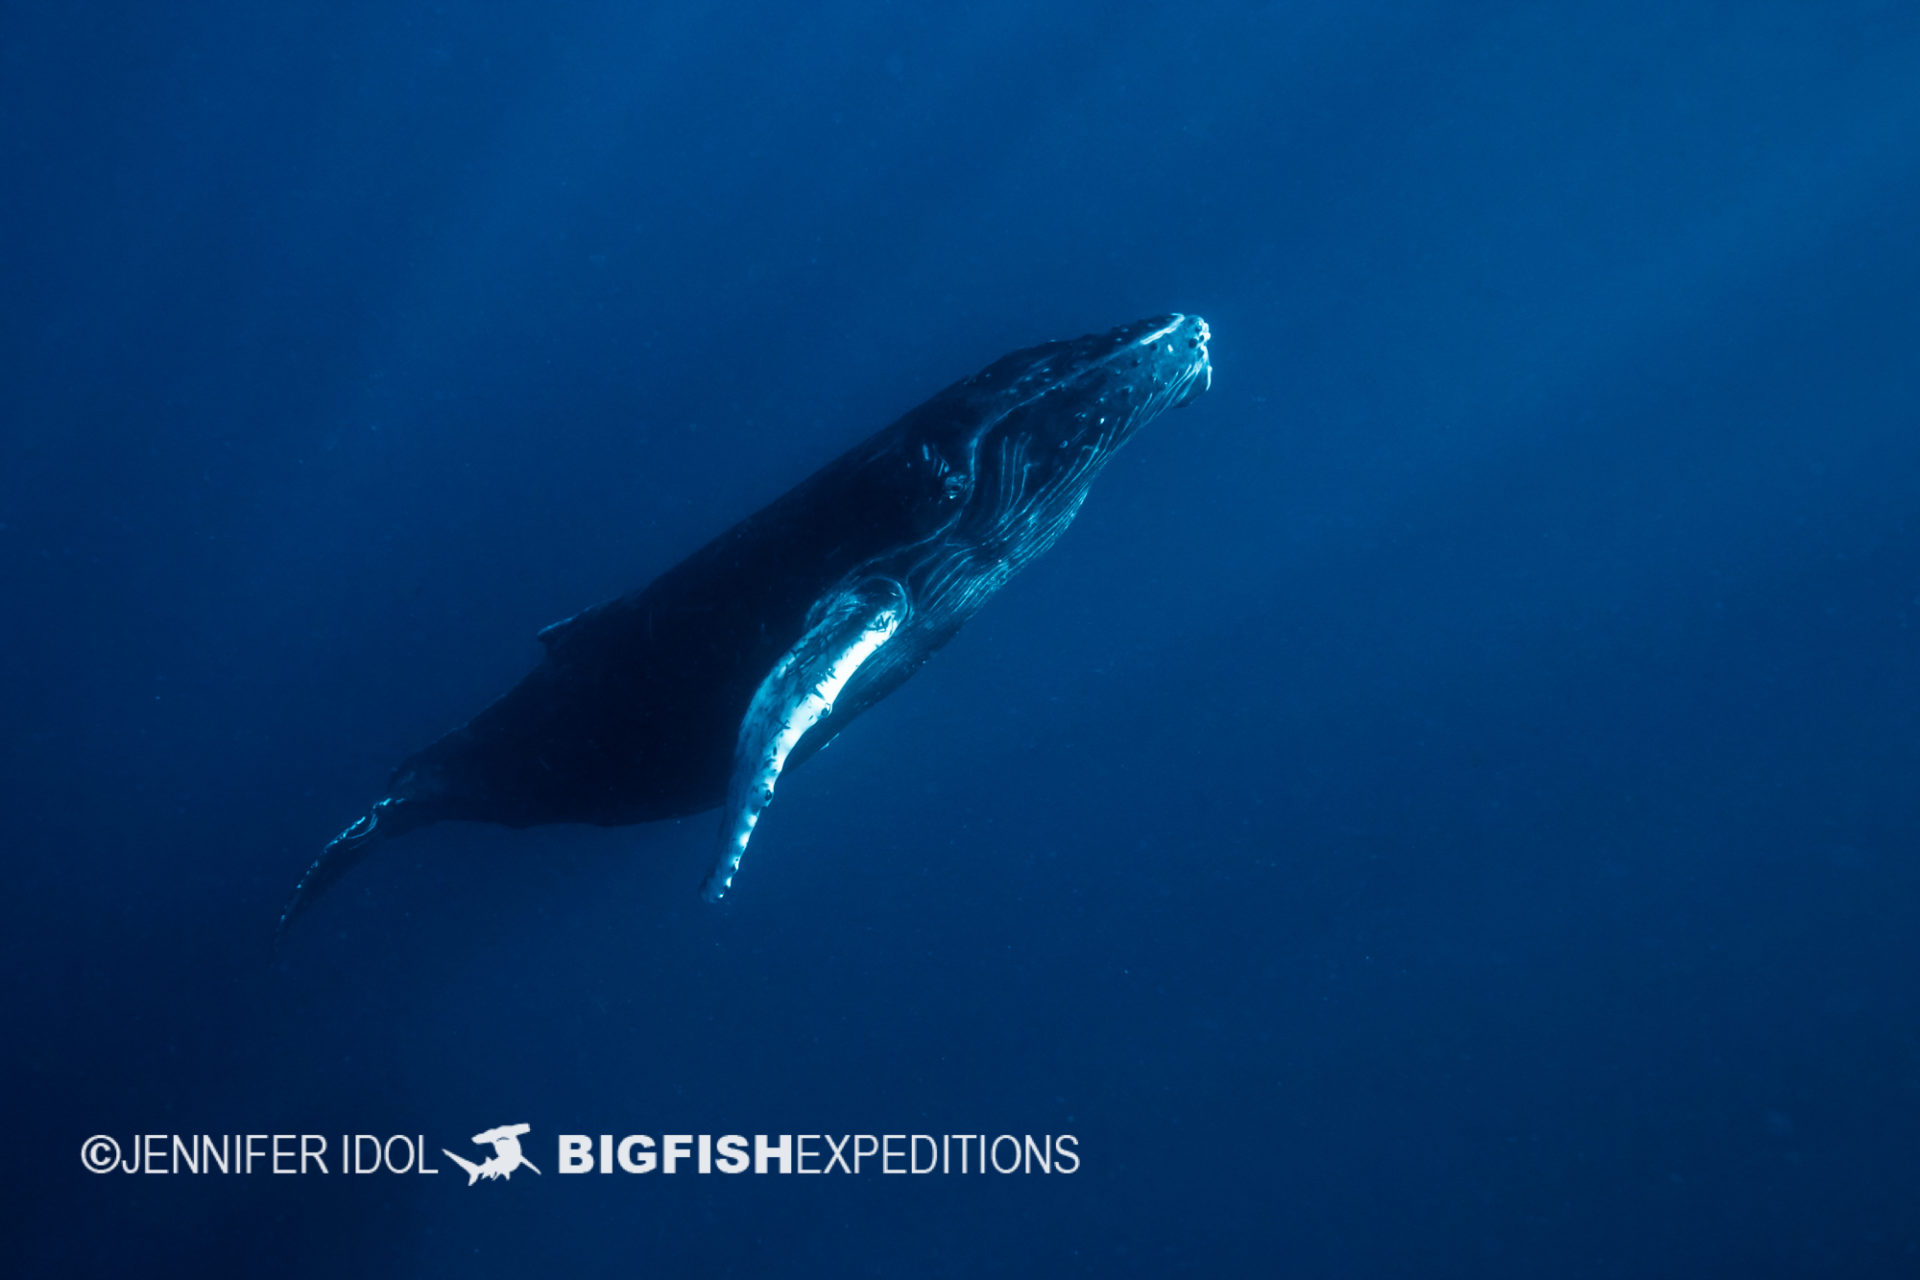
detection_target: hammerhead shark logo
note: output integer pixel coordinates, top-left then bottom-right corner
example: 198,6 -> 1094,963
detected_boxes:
443,1123 -> 542,1185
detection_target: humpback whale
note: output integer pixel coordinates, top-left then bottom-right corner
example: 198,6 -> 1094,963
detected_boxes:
282,314 -> 1211,930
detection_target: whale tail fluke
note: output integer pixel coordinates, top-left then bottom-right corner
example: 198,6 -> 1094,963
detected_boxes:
276,791 -> 432,941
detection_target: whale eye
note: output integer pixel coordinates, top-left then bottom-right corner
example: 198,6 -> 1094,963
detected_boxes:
941,472 -> 967,501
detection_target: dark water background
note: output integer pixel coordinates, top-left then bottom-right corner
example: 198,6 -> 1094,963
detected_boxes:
6,1 -> 1920,1274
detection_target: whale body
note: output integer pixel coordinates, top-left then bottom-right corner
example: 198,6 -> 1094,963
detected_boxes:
282,314 -> 1212,930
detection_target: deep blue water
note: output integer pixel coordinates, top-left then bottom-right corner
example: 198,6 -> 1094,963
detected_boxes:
7,2 -> 1920,1274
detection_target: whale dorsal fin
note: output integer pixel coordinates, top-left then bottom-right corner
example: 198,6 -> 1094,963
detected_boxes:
701,577 -> 909,901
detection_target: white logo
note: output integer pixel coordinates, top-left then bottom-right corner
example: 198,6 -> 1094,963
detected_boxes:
442,1123 -> 541,1185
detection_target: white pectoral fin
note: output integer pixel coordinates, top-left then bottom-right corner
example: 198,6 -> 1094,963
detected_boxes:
701,578 -> 909,902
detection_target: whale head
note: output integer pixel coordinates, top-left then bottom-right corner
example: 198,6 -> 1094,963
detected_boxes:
978,311 -> 1213,446
886,313 -> 1212,615
962,313 -> 1209,524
